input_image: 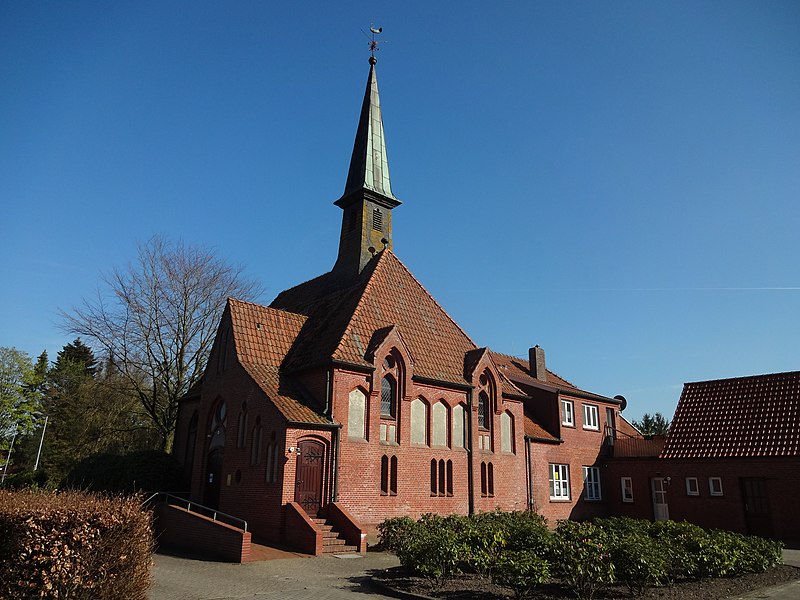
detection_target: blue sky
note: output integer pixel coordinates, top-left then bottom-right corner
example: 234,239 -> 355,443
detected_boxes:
2,1 -> 798,423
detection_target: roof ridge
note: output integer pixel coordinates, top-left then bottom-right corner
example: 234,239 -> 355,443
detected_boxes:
490,350 -> 579,388
684,370 -> 800,386
229,296 -> 308,322
386,250 -> 478,349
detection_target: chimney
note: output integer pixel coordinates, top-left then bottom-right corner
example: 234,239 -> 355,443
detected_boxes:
529,345 -> 547,382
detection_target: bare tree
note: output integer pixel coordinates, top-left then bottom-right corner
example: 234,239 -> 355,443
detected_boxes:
62,235 -> 262,451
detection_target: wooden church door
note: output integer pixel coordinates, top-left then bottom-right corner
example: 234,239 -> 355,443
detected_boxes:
294,439 -> 325,516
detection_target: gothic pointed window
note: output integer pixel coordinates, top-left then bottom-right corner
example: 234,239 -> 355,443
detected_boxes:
381,375 -> 396,418
379,352 -> 402,443
476,371 -> 495,452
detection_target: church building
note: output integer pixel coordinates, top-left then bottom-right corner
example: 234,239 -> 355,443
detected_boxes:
170,54 -> 628,558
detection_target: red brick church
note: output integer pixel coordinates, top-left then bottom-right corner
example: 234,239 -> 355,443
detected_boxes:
167,55 -> 636,557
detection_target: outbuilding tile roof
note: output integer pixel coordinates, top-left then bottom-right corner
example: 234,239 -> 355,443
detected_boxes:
662,371 -> 800,459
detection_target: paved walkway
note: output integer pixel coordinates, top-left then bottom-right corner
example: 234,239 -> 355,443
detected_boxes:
150,548 -> 800,600
149,551 -> 401,600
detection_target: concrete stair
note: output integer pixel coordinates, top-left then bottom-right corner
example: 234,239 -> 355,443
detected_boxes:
312,518 -> 358,554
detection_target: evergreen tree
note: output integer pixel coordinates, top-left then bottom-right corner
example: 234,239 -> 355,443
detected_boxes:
632,412 -> 671,436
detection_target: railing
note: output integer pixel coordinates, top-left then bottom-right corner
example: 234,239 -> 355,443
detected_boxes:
604,426 -> 665,458
143,492 -> 248,532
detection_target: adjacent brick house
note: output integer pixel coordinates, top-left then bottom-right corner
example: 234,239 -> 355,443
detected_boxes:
605,371 -> 800,543
171,56 -> 629,553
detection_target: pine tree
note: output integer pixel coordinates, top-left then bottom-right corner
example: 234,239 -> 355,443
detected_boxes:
632,412 -> 671,436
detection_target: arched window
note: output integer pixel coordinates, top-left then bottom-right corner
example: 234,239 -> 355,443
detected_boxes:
501,411 -> 514,454
251,422 -> 263,466
476,371 -> 495,452
410,398 -> 428,445
236,402 -> 248,449
478,392 -> 490,430
432,401 -> 448,447
379,352 -> 403,443
265,431 -> 280,484
209,400 -> 226,450
348,388 -> 367,439
452,403 -> 466,449
184,411 -> 198,472
381,375 -> 397,418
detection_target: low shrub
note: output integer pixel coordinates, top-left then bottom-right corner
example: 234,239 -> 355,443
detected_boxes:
395,513 -> 467,586
377,516 -> 415,552
607,529 -> 667,595
494,549 -> 550,600
2,469 -> 53,491
551,520 -> 615,600
0,489 -> 153,599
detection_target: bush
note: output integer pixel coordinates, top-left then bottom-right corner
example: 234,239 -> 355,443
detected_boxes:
551,520 -> 615,600
0,489 -> 153,599
2,469 -> 53,491
607,530 -> 667,595
62,450 -> 184,493
377,516 -> 415,553
395,514 -> 467,586
494,550 -> 550,599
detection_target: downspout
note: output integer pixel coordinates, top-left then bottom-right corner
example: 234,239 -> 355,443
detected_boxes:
525,438 -> 533,511
326,366 -> 341,503
466,387 -> 475,516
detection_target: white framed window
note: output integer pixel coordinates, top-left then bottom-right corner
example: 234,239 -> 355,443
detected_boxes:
583,466 -> 602,501
549,464 -> 570,500
561,399 -> 575,426
685,477 -> 699,496
709,477 -> 723,496
621,477 -> 633,503
582,404 -> 599,430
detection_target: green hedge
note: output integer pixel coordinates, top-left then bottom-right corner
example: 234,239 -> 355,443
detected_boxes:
62,450 -> 184,493
0,490 -> 153,599
379,513 -> 784,599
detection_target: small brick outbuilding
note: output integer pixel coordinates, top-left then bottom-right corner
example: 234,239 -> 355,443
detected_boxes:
605,371 -> 800,543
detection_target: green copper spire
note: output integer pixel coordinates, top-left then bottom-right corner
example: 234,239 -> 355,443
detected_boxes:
335,56 -> 400,208
333,55 -> 401,276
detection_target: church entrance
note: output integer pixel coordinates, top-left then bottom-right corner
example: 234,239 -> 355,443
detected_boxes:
294,439 -> 325,516
203,400 -> 227,510
204,448 -> 223,509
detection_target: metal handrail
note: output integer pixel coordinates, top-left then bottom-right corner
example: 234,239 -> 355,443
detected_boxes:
144,492 -> 248,532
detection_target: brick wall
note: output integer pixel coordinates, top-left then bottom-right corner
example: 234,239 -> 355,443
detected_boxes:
528,393 -> 620,525
154,503 -> 250,562
604,456 -> 800,542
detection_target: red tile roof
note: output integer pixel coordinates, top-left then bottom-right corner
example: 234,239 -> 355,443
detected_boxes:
227,298 -> 332,425
490,351 -> 613,402
273,250 -> 478,385
662,371 -> 800,459
524,413 -> 559,441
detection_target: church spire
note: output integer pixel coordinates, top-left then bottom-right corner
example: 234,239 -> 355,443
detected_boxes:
333,48 -> 401,276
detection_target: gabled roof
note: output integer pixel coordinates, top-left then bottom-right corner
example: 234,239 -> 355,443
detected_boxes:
272,250 -> 478,385
227,298 -> 331,425
490,351 -> 614,403
662,371 -> 800,459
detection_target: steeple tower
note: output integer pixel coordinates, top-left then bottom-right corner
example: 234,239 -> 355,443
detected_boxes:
333,52 -> 401,276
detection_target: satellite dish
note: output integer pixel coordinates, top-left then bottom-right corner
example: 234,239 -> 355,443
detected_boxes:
614,395 -> 627,411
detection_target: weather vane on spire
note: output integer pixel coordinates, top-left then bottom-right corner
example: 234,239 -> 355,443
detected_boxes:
366,25 -> 383,64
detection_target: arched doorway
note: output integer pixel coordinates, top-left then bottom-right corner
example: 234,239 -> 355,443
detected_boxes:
294,439 -> 325,516
203,400 -> 226,509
